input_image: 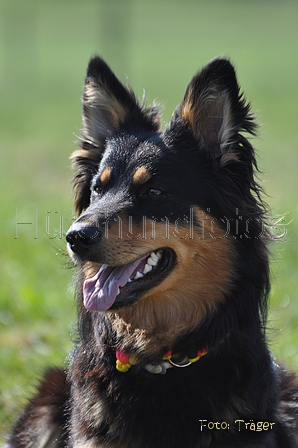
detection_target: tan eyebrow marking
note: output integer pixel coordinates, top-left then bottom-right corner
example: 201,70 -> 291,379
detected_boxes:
100,167 -> 112,184
133,166 -> 151,184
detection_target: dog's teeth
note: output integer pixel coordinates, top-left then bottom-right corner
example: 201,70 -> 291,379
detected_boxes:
156,250 -> 162,259
117,287 -> 120,295
128,278 -> 132,283
143,263 -> 153,275
147,252 -> 159,266
134,271 -> 143,280
147,257 -> 158,266
150,251 -> 158,260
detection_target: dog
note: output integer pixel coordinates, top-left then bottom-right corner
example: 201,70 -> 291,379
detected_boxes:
5,56 -> 298,447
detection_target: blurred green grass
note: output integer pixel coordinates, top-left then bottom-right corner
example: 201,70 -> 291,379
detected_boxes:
1,0 -> 298,439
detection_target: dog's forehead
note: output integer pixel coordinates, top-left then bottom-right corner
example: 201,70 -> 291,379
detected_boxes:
100,133 -> 165,177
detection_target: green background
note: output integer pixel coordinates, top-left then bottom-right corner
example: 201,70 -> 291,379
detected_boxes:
1,0 -> 298,439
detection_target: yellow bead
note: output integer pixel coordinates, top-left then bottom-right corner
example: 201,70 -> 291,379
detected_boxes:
189,349 -> 208,363
128,355 -> 138,365
188,355 -> 201,363
116,360 -> 131,372
162,351 -> 172,361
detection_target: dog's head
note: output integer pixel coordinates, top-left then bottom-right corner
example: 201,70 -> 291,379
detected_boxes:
66,57 -> 269,338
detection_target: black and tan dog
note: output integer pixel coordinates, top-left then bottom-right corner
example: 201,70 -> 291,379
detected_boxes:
5,57 -> 298,447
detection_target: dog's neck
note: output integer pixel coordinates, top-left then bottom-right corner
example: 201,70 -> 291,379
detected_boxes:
108,311 -> 193,360
104,312 -> 231,375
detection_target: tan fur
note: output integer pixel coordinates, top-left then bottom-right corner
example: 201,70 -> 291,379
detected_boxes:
83,207 -> 235,357
133,166 -> 151,184
83,262 -> 102,279
100,167 -> 112,185
85,81 -> 127,129
180,87 -> 234,149
70,147 -> 99,163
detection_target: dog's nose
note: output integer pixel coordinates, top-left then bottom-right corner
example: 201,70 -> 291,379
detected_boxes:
66,225 -> 101,254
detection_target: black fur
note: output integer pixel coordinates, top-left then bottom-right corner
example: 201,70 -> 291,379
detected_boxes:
5,57 -> 298,447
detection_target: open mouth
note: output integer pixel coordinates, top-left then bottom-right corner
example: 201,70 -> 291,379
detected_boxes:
83,249 -> 176,311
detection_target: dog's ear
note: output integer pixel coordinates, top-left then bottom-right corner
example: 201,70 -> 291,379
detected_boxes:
81,57 -> 161,146
174,57 -> 257,160
71,57 -> 162,214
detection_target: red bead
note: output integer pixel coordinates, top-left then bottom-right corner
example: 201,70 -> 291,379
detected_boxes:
116,350 -> 130,364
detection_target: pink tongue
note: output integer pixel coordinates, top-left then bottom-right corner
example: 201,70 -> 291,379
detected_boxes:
83,255 -> 148,311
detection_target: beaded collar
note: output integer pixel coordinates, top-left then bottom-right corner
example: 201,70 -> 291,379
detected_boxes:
116,346 -> 208,375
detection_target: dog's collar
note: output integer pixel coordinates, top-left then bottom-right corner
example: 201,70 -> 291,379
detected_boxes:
116,346 -> 208,375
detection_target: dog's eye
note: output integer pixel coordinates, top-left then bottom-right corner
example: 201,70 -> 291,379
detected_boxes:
148,188 -> 162,196
93,185 -> 102,195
